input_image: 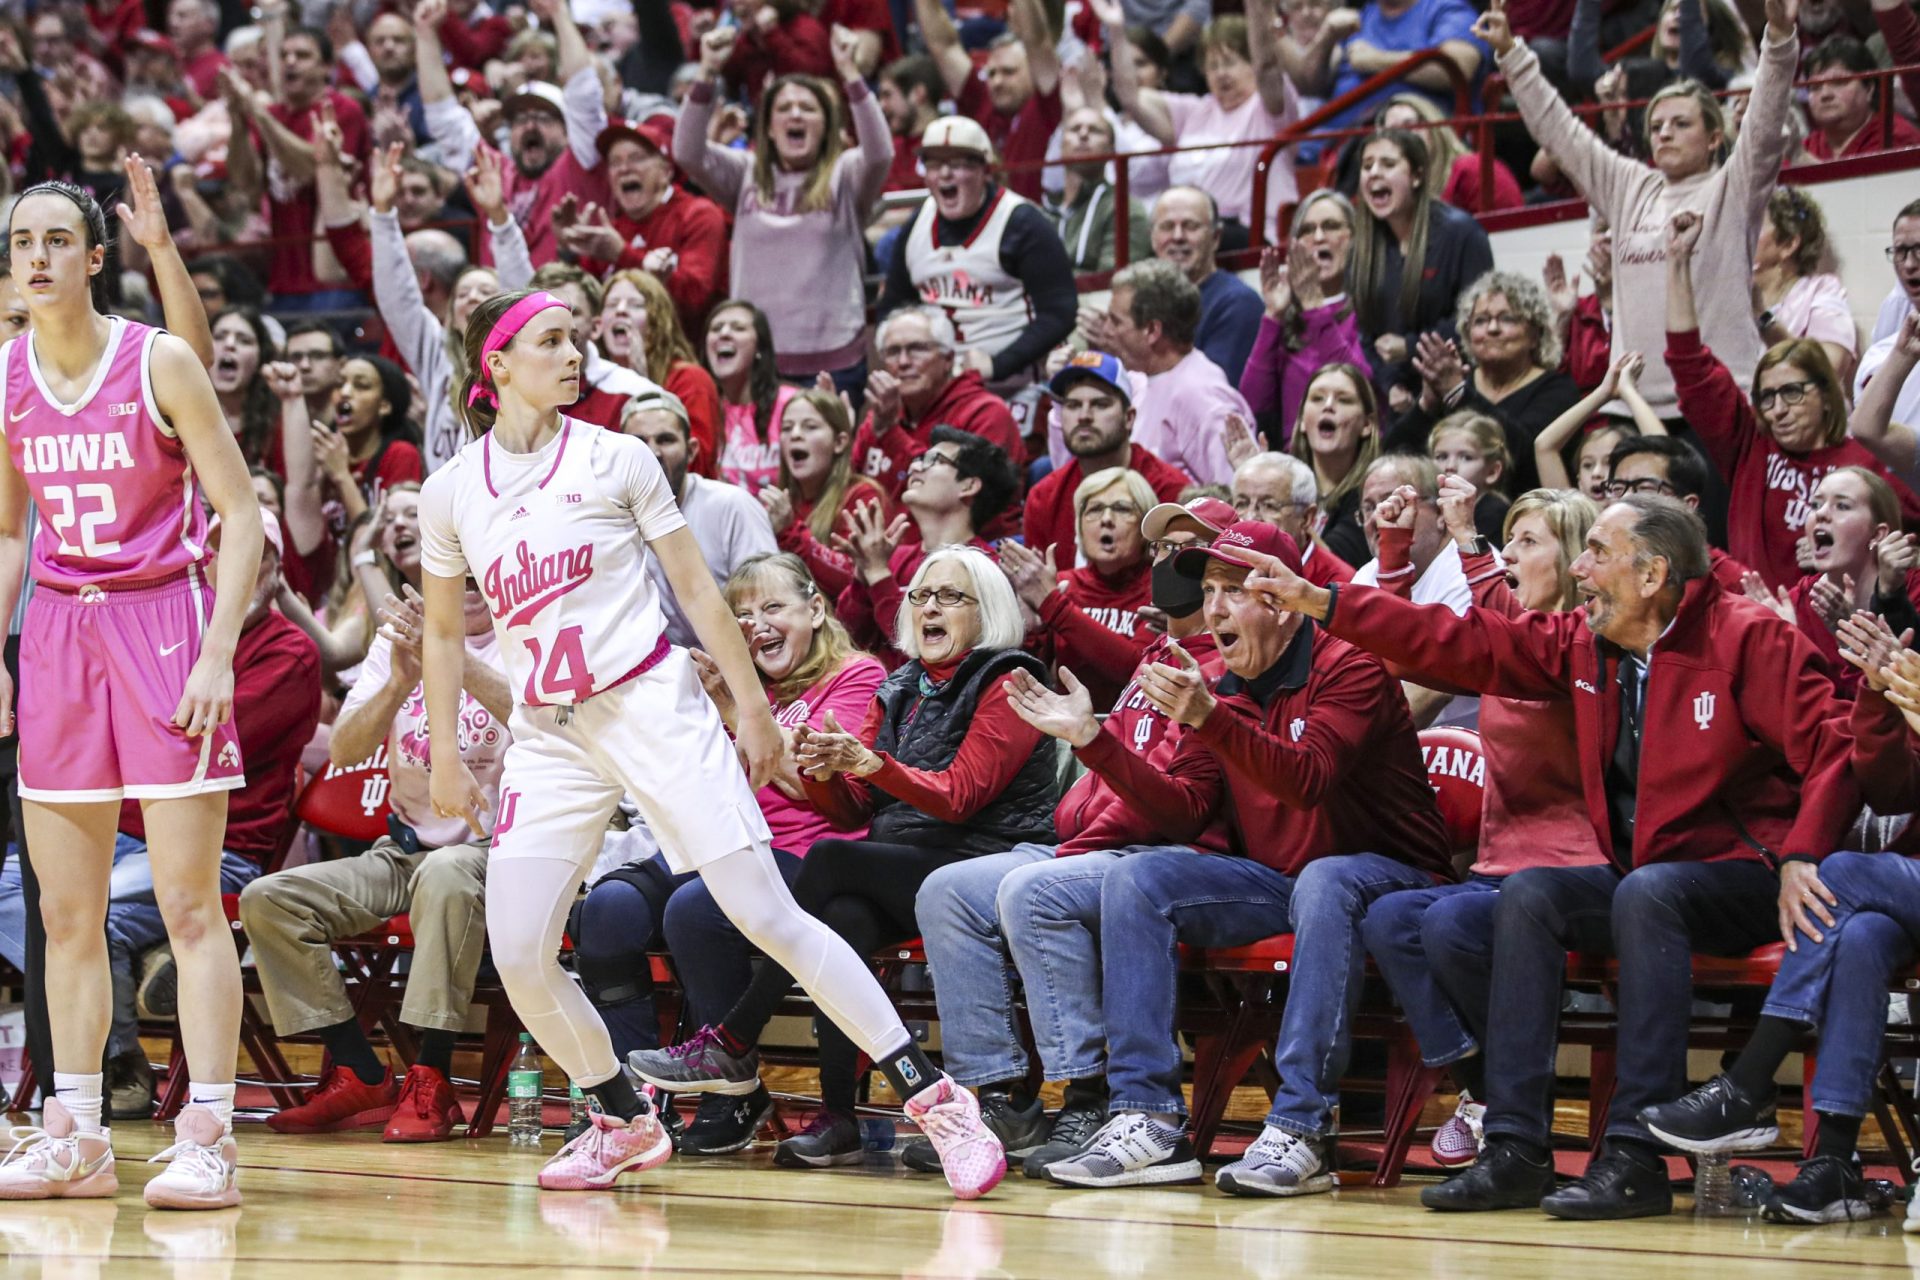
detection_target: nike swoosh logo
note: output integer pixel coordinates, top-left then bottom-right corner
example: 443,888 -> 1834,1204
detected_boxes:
9,407 -> 27,423
160,640 -> 186,656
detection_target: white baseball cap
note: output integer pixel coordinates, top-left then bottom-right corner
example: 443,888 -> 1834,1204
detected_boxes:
919,115 -> 994,163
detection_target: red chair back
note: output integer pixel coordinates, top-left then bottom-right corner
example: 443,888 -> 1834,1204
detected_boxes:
297,746 -> 396,842
1419,727 -> 1486,854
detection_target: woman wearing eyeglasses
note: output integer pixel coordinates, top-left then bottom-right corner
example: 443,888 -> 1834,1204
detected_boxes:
1000,468 -> 1156,714
1667,210 -> 1920,590
630,545 -> 1060,1169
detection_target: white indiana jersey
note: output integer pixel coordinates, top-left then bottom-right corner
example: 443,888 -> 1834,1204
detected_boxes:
905,187 -> 1036,362
417,416 -> 687,708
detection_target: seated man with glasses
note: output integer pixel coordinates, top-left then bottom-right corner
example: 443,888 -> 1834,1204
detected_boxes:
1024,353 -> 1190,572
907,497 -> 1240,1183
1232,450 -> 1353,588
1605,435 -> 1753,594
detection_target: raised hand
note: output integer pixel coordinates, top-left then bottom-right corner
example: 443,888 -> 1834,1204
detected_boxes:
1472,0 -> 1514,54
1322,8 -> 1362,41
369,140 -> 405,214
1835,610 -> 1912,692
758,485 -> 795,532
379,587 -> 427,684
1085,0 -> 1125,28
700,26 -> 736,73
1258,245 -> 1293,318
464,146 -> 508,224
550,192 -> 582,240
114,154 -> 174,251
1005,667 -> 1101,746
314,425 -> 355,487
1136,640 -> 1216,728
1542,253 -> 1577,317
997,539 -> 1059,612
562,202 -> 626,262
1373,332 -> 1409,366
1875,530 -> 1919,595
1288,237 -> 1325,310
1224,413 -> 1260,470
1412,332 -> 1466,410
1893,308 -> 1920,362
1764,0 -> 1797,40
261,361 -> 304,401
864,367 -> 902,431
1374,483 -> 1421,533
414,0 -> 449,32
1667,209 -> 1703,260
830,499 -> 904,582
1739,570 -> 1796,624
1436,472 -> 1478,542
829,22 -> 863,80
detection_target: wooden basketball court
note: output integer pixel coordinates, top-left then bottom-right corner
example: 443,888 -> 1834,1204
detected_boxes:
2,1117 -> 1913,1280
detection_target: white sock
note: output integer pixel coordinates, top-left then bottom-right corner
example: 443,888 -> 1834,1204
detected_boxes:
187,1082 -> 237,1134
53,1071 -> 105,1134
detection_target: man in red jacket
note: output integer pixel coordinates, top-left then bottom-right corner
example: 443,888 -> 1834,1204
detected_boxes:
1241,494 -> 1857,1219
904,501 -> 1235,1181
852,306 -> 1025,502
1025,352 -> 1190,572
1013,522 -> 1452,1195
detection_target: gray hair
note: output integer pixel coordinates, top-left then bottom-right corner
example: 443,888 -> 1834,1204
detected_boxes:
894,546 -> 1026,658
1235,451 -> 1318,506
1290,188 -> 1356,238
1456,269 -> 1563,371
876,304 -> 957,355
406,229 -> 469,293
1110,258 -> 1200,350
1365,452 -> 1440,500
224,24 -> 262,56
1618,493 -> 1710,590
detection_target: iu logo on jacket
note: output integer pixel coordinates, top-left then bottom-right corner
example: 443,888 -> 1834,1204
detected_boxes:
1693,691 -> 1717,730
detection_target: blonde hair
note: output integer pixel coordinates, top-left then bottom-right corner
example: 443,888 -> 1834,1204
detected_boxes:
752,75 -> 847,214
1429,411 -> 1514,496
1289,363 -> 1380,513
1381,93 -> 1468,183
724,553 -> 866,705
1503,487 -> 1600,611
606,268 -> 698,385
777,389 -> 863,544
1071,467 -> 1156,559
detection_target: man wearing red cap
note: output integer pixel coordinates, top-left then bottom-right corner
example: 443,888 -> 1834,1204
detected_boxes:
561,115 -> 729,336
1009,520 -> 1452,1195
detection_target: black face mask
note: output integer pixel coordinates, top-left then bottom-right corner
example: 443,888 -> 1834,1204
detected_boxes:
1151,556 -> 1205,619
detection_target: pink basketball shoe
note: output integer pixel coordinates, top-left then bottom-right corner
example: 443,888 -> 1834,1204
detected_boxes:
0,1099 -> 116,1200
903,1076 -> 1006,1201
537,1109 -> 673,1191
144,1105 -> 241,1210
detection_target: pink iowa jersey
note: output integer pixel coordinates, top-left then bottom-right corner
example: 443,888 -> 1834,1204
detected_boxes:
0,319 -> 208,589
418,417 -> 688,707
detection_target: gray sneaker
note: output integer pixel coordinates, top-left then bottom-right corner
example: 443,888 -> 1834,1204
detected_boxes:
901,1091 -> 1047,1173
1214,1124 -> 1332,1197
626,1026 -> 761,1096
1043,1113 -> 1202,1188
1022,1099 -> 1109,1179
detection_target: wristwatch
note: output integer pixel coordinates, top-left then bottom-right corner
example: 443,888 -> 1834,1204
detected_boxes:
352,550 -> 380,569
1464,535 -> 1493,557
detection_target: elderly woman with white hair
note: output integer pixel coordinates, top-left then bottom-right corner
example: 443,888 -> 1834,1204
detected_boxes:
1384,269 -> 1584,493
1001,468 -> 1157,712
640,545 -> 1060,1170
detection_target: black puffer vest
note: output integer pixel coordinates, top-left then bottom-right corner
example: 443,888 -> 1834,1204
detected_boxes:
867,648 -> 1061,856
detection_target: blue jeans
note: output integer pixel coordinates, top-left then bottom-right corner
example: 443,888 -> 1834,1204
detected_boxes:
663,849 -> 804,1029
1361,875 -> 1502,1067
0,834 -> 257,1057
1102,850 -> 1436,1136
1483,860 -> 1778,1149
918,843 -> 1190,1088
1756,851 -> 1920,1118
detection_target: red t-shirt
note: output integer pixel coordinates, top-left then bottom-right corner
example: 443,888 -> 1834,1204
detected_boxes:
351,440 -> 424,508
265,92 -> 371,298
119,611 -> 322,861
885,134 -> 923,193
1805,113 -> 1920,161
957,75 -> 1061,203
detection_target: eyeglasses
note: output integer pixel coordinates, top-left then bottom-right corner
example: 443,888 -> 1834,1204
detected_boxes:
908,453 -> 959,474
906,587 -> 975,607
1082,501 -> 1141,521
1602,478 -> 1675,498
1233,497 -> 1309,520
1149,536 -> 1210,559
880,341 -> 943,362
1887,244 -> 1920,264
287,350 -> 334,365
1754,380 -> 1818,412
1468,312 -> 1525,331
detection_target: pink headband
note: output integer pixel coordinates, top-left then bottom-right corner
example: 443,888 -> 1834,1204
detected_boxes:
466,291 -> 571,410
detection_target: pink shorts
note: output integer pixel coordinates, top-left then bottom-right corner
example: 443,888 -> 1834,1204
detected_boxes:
17,570 -> 245,803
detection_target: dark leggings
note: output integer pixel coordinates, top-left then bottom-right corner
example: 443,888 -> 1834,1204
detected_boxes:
721,838 -> 969,1115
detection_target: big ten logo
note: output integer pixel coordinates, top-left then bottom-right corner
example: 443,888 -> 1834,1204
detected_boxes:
323,744 -> 393,817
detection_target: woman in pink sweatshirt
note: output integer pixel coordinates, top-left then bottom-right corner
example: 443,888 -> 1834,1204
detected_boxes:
1239,191 -> 1372,442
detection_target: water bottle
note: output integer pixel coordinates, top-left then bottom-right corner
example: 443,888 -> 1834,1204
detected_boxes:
563,1081 -> 591,1144
862,1116 -> 896,1152
1693,1150 -> 1738,1216
508,1032 -> 544,1147
1730,1163 -> 1776,1211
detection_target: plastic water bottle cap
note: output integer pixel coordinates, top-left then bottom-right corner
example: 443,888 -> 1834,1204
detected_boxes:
519,1032 -> 533,1043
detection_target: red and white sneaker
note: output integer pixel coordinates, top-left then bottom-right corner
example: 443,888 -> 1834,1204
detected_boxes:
384,1065 -> 465,1143
904,1076 -> 1006,1201
0,1098 -> 117,1200
145,1106 -> 242,1210
267,1063 -> 399,1134
537,1109 -> 673,1191
1430,1093 -> 1486,1168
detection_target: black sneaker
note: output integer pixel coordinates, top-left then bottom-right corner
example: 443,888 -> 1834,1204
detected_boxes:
1022,1099 -> 1109,1179
106,1048 -> 155,1122
1761,1156 -> 1877,1224
681,1085 -> 774,1156
1420,1140 -> 1557,1212
1541,1149 -> 1674,1220
773,1109 -> 863,1168
900,1090 -> 1047,1173
1640,1075 -> 1779,1155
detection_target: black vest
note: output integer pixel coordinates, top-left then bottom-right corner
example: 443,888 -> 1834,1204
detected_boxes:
867,648 -> 1061,856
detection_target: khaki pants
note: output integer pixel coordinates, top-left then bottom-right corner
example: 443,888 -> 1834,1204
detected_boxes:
238,838 -> 488,1036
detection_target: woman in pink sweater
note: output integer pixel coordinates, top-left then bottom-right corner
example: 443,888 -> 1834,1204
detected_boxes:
676,25 -> 892,386
1477,0 -> 1800,418
1359,476 -> 1605,1169
1240,191 -> 1372,443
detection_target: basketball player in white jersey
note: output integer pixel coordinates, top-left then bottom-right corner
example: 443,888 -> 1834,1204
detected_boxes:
0,173 -> 263,1209
416,290 -> 1006,1197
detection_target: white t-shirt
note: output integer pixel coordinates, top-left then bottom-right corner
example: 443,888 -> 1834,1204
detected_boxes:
647,473 -> 778,649
1350,541 -> 1474,614
419,417 -> 687,707
342,629 -> 510,848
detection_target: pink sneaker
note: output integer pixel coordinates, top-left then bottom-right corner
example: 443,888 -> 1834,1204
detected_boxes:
904,1077 -> 1005,1201
144,1106 -> 241,1210
537,1109 -> 673,1191
1430,1094 -> 1486,1168
0,1098 -> 117,1200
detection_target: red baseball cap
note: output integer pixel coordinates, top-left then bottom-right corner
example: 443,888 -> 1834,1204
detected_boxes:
1171,520 -> 1304,579
596,114 -> 675,162
1140,495 -> 1236,543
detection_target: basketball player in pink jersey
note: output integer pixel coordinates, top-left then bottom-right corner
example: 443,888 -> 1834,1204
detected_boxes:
417,290 -> 1005,1197
0,179 -> 264,1210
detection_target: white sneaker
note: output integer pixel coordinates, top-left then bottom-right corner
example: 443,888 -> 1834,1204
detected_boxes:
1042,1113 -> 1201,1188
144,1106 -> 241,1210
1906,1157 -> 1920,1234
1430,1093 -> 1486,1167
0,1098 -> 117,1200
1214,1123 -> 1334,1198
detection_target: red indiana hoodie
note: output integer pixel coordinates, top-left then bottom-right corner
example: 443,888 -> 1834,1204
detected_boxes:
850,372 -> 1025,501
1029,560 -> 1155,713
1323,576 -> 1859,866
1055,631 -> 1233,856
1847,682 -> 1920,858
